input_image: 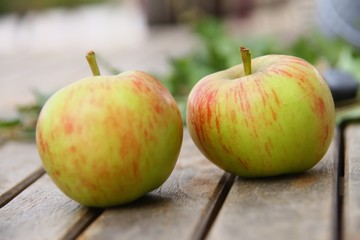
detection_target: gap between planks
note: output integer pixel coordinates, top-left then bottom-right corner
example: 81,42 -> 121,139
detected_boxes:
61,208 -> 104,240
0,167 -> 45,208
62,172 -> 237,240
336,123 -> 346,240
339,120 -> 360,240
332,120 -> 359,240
192,172 -> 236,240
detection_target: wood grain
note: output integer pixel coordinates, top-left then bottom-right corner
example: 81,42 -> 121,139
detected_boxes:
0,141 -> 44,204
0,174 -> 93,240
0,168 -> 45,208
343,123 -> 360,240
207,133 -> 339,240
77,130 -> 227,240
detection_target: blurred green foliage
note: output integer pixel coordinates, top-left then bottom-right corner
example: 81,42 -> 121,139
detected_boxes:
163,17 -> 360,98
0,0 -> 105,15
0,90 -> 49,140
2,17 -> 360,140
160,18 -> 360,121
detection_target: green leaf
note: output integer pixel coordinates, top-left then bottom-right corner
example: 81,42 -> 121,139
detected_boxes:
0,119 -> 21,128
336,48 -> 360,82
336,103 -> 360,125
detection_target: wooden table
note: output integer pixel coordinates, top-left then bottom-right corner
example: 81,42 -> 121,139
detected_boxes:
0,122 -> 359,240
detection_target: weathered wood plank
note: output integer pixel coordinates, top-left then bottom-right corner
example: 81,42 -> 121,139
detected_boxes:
0,168 -> 44,208
77,130 -> 227,240
0,141 -> 44,206
343,123 -> 360,240
0,174 -> 94,240
207,133 -> 339,240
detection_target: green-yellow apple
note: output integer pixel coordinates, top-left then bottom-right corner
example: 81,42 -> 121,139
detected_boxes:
186,47 -> 335,177
36,51 -> 183,207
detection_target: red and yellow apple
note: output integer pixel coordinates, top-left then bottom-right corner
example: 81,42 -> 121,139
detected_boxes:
186,47 -> 335,177
36,51 -> 183,207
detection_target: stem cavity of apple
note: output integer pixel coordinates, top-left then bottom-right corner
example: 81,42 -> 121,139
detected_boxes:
240,47 -> 252,76
86,51 -> 101,76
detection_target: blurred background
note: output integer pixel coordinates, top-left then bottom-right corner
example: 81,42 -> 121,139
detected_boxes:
1,0 -> 360,139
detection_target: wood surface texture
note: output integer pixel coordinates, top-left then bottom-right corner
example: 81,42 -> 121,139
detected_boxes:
0,174 -> 93,240
77,130 -> 229,240
343,124 -> 360,240
0,141 -> 45,207
1,124 -> 359,240
207,133 -> 339,240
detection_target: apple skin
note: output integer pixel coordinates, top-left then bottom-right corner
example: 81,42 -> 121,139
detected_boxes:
186,55 -> 335,177
36,71 -> 183,207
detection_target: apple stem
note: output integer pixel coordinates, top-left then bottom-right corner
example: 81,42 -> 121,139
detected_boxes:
86,51 -> 101,76
240,47 -> 252,76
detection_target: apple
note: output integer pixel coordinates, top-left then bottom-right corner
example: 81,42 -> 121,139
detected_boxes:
36,51 -> 183,207
186,47 -> 335,177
